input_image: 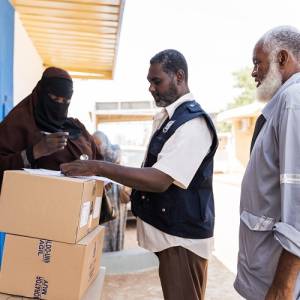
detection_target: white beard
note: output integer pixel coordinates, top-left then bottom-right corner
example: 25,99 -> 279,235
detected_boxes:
256,62 -> 282,102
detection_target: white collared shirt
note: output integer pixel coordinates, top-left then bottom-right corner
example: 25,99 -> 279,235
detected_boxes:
137,92 -> 214,259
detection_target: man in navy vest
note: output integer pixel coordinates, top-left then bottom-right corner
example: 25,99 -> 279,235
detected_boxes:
61,49 -> 218,300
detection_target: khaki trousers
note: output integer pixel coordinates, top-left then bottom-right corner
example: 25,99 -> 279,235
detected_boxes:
156,246 -> 208,300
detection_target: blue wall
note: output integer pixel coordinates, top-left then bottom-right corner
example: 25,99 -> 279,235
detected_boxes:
0,0 -> 14,122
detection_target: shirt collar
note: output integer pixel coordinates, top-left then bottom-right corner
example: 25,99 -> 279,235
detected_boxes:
263,72 -> 300,119
164,92 -> 194,119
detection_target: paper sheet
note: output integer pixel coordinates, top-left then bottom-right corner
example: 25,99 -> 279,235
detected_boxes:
23,168 -> 114,185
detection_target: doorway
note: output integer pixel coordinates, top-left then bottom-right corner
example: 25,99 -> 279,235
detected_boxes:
0,0 -> 14,121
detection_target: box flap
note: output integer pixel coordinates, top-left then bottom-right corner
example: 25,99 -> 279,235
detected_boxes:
78,226 -> 104,246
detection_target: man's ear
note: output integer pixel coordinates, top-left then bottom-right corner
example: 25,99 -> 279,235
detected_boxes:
176,69 -> 185,84
277,50 -> 289,67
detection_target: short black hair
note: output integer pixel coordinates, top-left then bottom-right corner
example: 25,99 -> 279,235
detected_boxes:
150,49 -> 188,82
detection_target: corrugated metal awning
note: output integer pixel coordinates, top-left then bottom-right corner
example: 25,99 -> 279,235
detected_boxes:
11,0 -> 125,79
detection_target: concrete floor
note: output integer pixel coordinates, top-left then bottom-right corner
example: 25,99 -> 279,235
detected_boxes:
102,256 -> 242,300
101,172 -> 245,300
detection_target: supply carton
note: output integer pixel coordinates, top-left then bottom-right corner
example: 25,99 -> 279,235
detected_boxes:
0,226 -> 104,300
0,171 -> 103,243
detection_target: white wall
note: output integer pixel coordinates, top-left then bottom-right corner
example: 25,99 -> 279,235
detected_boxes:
13,12 -> 44,105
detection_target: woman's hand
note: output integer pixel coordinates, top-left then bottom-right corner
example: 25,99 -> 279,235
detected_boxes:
120,186 -> 131,204
33,132 -> 69,159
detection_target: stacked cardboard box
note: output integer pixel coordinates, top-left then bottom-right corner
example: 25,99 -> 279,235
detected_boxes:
0,267 -> 106,300
0,171 -> 106,300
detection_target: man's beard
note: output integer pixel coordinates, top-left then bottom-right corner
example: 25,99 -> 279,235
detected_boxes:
257,62 -> 282,102
153,82 -> 178,107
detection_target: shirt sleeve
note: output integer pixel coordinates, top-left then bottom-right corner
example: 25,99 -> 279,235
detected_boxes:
275,89 -> 300,257
152,117 -> 213,189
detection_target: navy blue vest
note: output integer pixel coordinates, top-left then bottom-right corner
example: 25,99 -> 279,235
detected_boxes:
131,100 -> 218,239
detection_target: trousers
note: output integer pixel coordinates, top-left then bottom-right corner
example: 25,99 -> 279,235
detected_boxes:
156,246 -> 208,300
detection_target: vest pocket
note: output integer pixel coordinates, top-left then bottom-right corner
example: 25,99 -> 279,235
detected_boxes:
149,194 -> 173,226
168,190 -> 207,224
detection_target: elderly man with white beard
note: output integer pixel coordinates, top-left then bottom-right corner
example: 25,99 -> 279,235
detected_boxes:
234,26 -> 300,300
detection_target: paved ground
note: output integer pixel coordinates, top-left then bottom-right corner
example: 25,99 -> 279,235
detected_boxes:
101,172 -> 244,299
102,256 -> 242,300
213,172 -> 242,273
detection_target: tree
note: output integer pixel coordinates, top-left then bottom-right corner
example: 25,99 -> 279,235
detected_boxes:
227,67 -> 256,109
217,67 -> 256,133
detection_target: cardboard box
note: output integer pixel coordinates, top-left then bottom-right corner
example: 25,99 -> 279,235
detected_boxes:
0,267 -> 105,300
0,171 -> 103,243
81,266 -> 105,300
0,226 -> 105,300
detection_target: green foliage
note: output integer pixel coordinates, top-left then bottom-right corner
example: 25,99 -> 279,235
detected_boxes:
217,67 -> 256,133
216,121 -> 232,133
227,67 -> 256,109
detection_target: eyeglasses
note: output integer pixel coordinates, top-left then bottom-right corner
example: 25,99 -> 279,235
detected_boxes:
48,93 -> 71,104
